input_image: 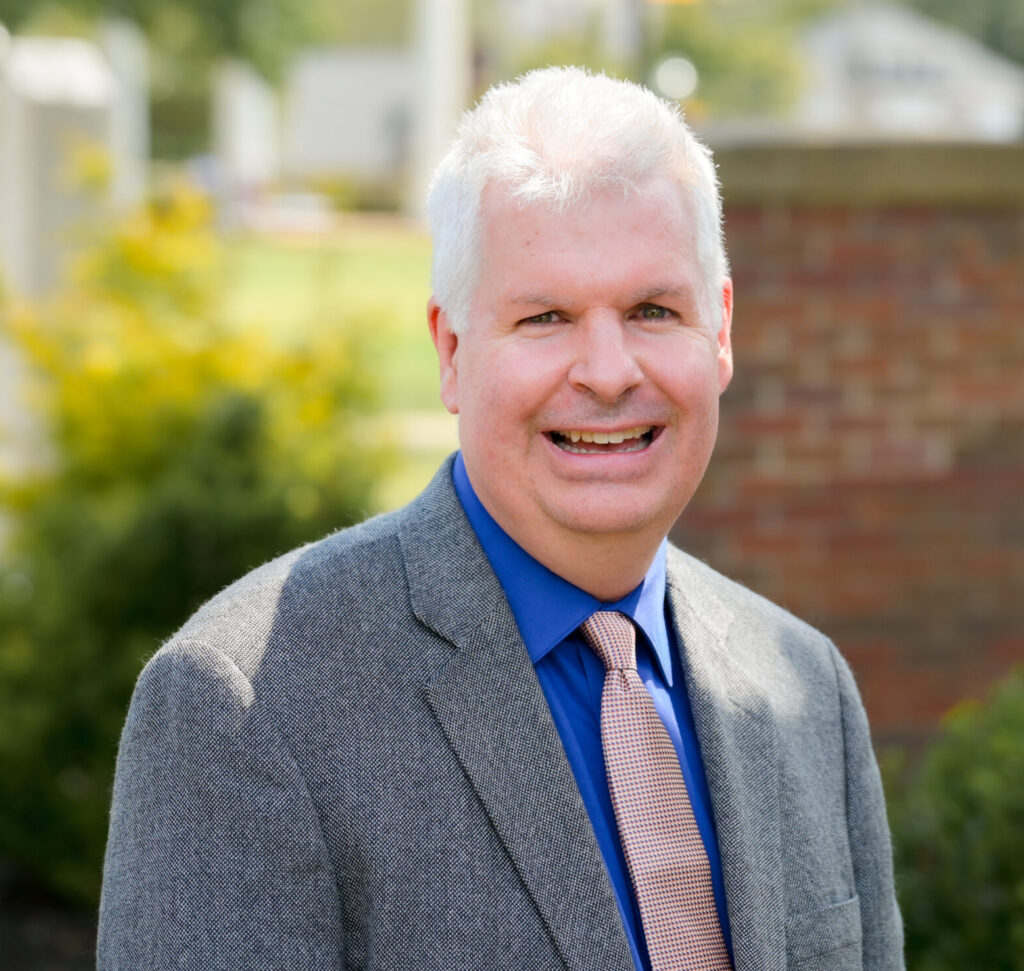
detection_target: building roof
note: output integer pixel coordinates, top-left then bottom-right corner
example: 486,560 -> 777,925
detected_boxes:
2,36 -> 113,107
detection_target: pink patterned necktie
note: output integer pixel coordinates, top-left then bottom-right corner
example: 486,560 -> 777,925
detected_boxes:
579,611 -> 732,971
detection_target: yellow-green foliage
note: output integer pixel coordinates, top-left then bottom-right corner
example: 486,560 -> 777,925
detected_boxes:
0,183 -> 390,905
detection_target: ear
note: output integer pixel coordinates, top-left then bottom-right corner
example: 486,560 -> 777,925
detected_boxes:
428,298 -> 460,415
717,279 -> 734,393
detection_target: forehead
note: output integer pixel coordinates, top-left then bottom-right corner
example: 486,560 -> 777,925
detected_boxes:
475,179 -> 700,306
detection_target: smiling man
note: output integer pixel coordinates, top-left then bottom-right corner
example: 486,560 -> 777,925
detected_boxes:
429,174 -> 729,602
99,68 -> 903,971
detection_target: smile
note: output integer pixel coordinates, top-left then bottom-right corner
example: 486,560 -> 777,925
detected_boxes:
549,425 -> 655,454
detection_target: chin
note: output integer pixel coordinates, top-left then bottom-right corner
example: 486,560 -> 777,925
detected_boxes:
544,498 -> 672,538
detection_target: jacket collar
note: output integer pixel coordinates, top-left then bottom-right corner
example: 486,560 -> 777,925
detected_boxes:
398,458 -> 785,970
664,549 -> 786,970
398,457 -> 635,971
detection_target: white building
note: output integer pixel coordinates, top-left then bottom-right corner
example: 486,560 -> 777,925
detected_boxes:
282,49 -> 414,182
281,0 -> 471,218
796,3 -> 1024,141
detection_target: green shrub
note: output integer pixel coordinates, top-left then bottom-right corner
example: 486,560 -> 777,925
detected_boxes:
887,668 -> 1024,969
0,183 -> 391,906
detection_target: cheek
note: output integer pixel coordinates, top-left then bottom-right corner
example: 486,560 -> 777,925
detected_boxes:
483,349 -> 563,416
650,352 -> 720,405
460,374 -> 530,452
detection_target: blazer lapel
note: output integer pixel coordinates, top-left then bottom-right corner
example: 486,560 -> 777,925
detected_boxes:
665,549 -> 787,971
399,462 -> 634,971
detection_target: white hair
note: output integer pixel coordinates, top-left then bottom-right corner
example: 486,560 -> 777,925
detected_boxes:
427,66 -> 729,334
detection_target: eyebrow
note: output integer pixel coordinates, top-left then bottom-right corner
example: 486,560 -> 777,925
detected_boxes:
631,286 -> 698,305
509,294 -> 558,307
509,285 -> 697,308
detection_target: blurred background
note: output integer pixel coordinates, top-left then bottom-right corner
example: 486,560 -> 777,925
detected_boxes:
0,0 -> 1022,966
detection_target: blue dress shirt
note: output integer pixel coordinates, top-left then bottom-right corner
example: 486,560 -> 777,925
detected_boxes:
452,454 -> 733,971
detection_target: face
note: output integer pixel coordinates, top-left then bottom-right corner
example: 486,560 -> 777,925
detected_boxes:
429,177 -> 733,574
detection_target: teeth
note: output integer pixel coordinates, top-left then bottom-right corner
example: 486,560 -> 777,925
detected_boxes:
553,425 -> 653,452
559,425 -> 651,443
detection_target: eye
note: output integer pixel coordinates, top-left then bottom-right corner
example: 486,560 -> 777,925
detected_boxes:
632,303 -> 675,321
519,310 -> 563,325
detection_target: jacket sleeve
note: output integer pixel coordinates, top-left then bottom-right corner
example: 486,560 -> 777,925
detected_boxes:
97,640 -> 343,970
831,646 -> 905,971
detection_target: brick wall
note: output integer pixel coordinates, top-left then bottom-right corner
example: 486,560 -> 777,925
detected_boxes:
671,143 -> 1024,750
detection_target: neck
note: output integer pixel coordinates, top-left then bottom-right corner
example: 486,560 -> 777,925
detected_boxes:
503,522 -> 666,602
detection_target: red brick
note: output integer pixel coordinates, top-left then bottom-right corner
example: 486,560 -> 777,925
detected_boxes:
672,180 -> 1024,750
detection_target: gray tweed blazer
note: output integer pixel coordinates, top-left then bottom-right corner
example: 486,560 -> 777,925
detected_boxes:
98,458 -> 903,970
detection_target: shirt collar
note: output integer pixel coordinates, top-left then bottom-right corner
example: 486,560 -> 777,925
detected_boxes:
452,452 -> 671,678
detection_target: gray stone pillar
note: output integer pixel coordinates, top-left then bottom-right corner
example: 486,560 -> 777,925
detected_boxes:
99,18 -> 149,209
406,0 -> 471,217
602,0 -> 643,69
212,59 -> 279,223
0,37 -> 114,297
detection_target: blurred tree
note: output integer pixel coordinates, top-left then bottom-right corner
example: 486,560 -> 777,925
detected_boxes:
0,0 -> 406,75
647,0 -> 844,118
494,0 -> 846,120
0,182 -> 391,905
905,0 -> 1024,66
886,669 -> 1024,969
498,10 -> 621,87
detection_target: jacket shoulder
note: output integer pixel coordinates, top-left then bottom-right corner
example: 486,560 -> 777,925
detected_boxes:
666,543 -> 830,646
160,506 -> 410,681
665,542 -> 850,709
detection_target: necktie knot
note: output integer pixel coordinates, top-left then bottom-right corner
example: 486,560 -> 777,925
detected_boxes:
580,611 -> 636,672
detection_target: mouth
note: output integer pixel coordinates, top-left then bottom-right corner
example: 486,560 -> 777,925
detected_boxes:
547,425 -> 656,455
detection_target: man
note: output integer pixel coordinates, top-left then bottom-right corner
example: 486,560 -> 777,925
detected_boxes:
99,68 -> 903,970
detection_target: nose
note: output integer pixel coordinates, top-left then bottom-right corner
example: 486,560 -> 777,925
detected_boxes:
567,313 -> 644,402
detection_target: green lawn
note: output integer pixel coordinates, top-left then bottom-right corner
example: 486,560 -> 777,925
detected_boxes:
222,219 -> 438,410
221,220 -> 458,509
